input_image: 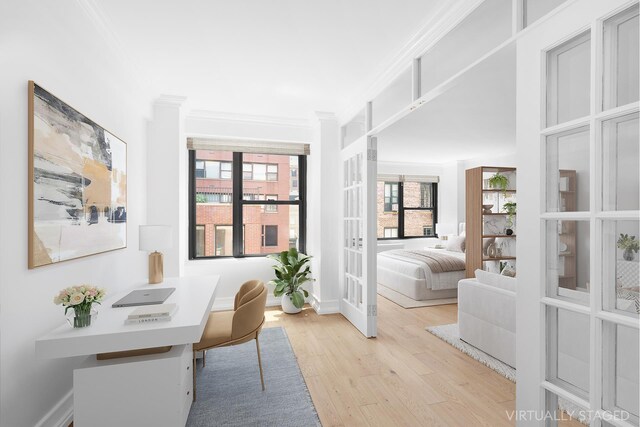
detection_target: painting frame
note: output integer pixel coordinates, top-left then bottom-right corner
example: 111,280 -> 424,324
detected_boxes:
28,81 -> 128,269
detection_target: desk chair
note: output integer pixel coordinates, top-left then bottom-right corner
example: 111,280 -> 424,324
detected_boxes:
192,280 -> 267,401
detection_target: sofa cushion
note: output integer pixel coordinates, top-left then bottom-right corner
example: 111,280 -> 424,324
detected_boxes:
474,269 -> 516,292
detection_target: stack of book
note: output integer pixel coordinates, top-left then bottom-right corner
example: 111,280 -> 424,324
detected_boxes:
125,303 -> 178,325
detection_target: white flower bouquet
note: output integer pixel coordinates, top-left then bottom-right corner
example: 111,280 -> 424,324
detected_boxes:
54,285 -> 106,328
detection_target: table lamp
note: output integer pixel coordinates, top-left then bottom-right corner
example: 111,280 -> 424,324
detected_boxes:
139,225 -> 172,284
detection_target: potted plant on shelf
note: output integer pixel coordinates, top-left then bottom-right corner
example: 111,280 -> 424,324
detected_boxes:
54,285 -> 106,328
502,202 -> 516,235
267,248 -> 314,314
617,234 -> 639,261
488,172 -> 510,196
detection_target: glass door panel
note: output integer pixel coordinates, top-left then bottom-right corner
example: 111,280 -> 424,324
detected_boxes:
546,32 -> 591,126
603,4 -> 640,109
602,113 -> 639,211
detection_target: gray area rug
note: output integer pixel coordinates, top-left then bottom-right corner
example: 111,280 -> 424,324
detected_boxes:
377,284 -> 457,309
426,323 -> 588,425
187,327 -> 320,427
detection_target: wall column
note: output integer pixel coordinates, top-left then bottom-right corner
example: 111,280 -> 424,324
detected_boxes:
307,112 -> 340,314
147,95 -> 188,278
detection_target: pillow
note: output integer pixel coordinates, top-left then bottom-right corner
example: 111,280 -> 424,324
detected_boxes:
474,269 -> 516,292
446,235 -> 465,253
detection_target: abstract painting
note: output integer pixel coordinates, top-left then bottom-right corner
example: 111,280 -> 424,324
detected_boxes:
28,81 -> 127,268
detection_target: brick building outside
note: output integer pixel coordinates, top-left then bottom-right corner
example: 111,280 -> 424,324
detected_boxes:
377,181 -> 434,238
194,150 -> 299,256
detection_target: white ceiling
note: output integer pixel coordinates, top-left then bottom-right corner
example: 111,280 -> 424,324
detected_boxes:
377,43 -> 516,164
96,0 -> 449,118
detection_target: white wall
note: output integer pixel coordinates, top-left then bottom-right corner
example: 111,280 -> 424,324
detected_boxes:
161,111 -> 331,310
0,1 -> 151,425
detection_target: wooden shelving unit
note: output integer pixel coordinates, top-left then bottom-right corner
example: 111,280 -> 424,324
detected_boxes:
465,166 -> 517,278
558,169 -> 577,289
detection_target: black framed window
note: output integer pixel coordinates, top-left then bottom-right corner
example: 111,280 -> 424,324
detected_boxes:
384,182 -> 399,212
189,150 -> 306,258
377,181 -> 438,239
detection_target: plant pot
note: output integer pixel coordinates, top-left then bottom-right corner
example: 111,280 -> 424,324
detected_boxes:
281,294 -> 302,314
623,248 -> 636,261
66,308 -> 97,328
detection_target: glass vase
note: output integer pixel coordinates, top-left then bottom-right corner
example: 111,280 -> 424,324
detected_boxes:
66,307 -> 97,328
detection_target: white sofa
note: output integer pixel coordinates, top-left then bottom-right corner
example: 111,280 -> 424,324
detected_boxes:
458,269 -> 517,367
458,270 -> 639,418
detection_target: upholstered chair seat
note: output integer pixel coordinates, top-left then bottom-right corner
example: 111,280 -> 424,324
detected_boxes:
192,280 -> 267,401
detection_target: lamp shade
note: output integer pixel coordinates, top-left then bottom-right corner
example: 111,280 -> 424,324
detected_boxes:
139,225 -> 172,252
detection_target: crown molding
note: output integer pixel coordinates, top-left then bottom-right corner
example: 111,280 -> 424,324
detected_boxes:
188,110 -> 312,129
155,95 -> 189,107
336,0 -> 484,124
314,111 -> 338,122
74,0 -> 153,93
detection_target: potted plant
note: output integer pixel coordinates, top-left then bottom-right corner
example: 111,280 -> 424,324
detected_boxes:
267,248 -> 314,314
54,285 -> 106,328
502,202 -> 516,235
617,233 -> 639,261
488,172 -> 510,196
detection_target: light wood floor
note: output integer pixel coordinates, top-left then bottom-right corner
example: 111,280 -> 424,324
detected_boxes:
264,296 -> 581,427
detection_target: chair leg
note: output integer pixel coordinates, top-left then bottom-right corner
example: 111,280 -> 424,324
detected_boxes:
203,349 -> 206,368
256,336 -> 265,391
192,350 -> 197,402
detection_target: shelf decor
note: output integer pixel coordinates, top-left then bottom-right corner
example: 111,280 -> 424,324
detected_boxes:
28,82 -> 127,268
54,285 -> 106,328
466,166 -> 517,277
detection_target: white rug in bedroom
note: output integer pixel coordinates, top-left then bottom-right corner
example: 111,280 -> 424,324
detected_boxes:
377,284 -> 457,308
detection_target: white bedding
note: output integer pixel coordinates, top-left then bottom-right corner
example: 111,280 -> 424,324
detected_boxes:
377,248 -> 466,300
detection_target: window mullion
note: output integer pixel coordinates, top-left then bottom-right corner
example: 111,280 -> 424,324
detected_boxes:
398,182 -> 405,238
232,152 -> 243,257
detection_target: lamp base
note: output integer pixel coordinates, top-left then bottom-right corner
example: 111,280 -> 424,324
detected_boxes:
148,251 -> 164,284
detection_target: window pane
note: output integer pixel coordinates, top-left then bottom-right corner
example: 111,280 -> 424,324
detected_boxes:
545,220 -> 590,304
220,162 -> 232,179
524,0 -> 567,28
377,181 -> 398,238
546,306 -> 590,398
243,204 -> 299,255
603,220 -> 640,318
194,150 -> 234,257
213,225 -> 233,256
195,161 -> 205,178
544,389 -> 589,426
243,154 -> 299,201
602,321 -> 639,423
546,32 -> 591,126
404,210 -> 435,238
404,182 -> 434,208
546,127 -> 589,212
195,225 -> 205,257
603,5 -> 640,109
602,113 -> 639,211
383,228 -> 398,238
205,161 -> 220,179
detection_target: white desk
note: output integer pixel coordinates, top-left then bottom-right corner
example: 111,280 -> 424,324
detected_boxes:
36,275 -> 219,358
36,275 -> 219,427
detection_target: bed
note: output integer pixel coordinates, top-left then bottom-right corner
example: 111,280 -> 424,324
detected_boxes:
377,224 -> 467,301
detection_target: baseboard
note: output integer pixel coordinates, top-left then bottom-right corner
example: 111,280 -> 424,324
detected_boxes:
34,389 -> 73,427
309,295 -> 340,315
211,295 -> 281,311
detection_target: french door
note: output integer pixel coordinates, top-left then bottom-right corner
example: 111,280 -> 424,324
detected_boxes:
517,0 -> 639,425
339,135 -> 377,337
